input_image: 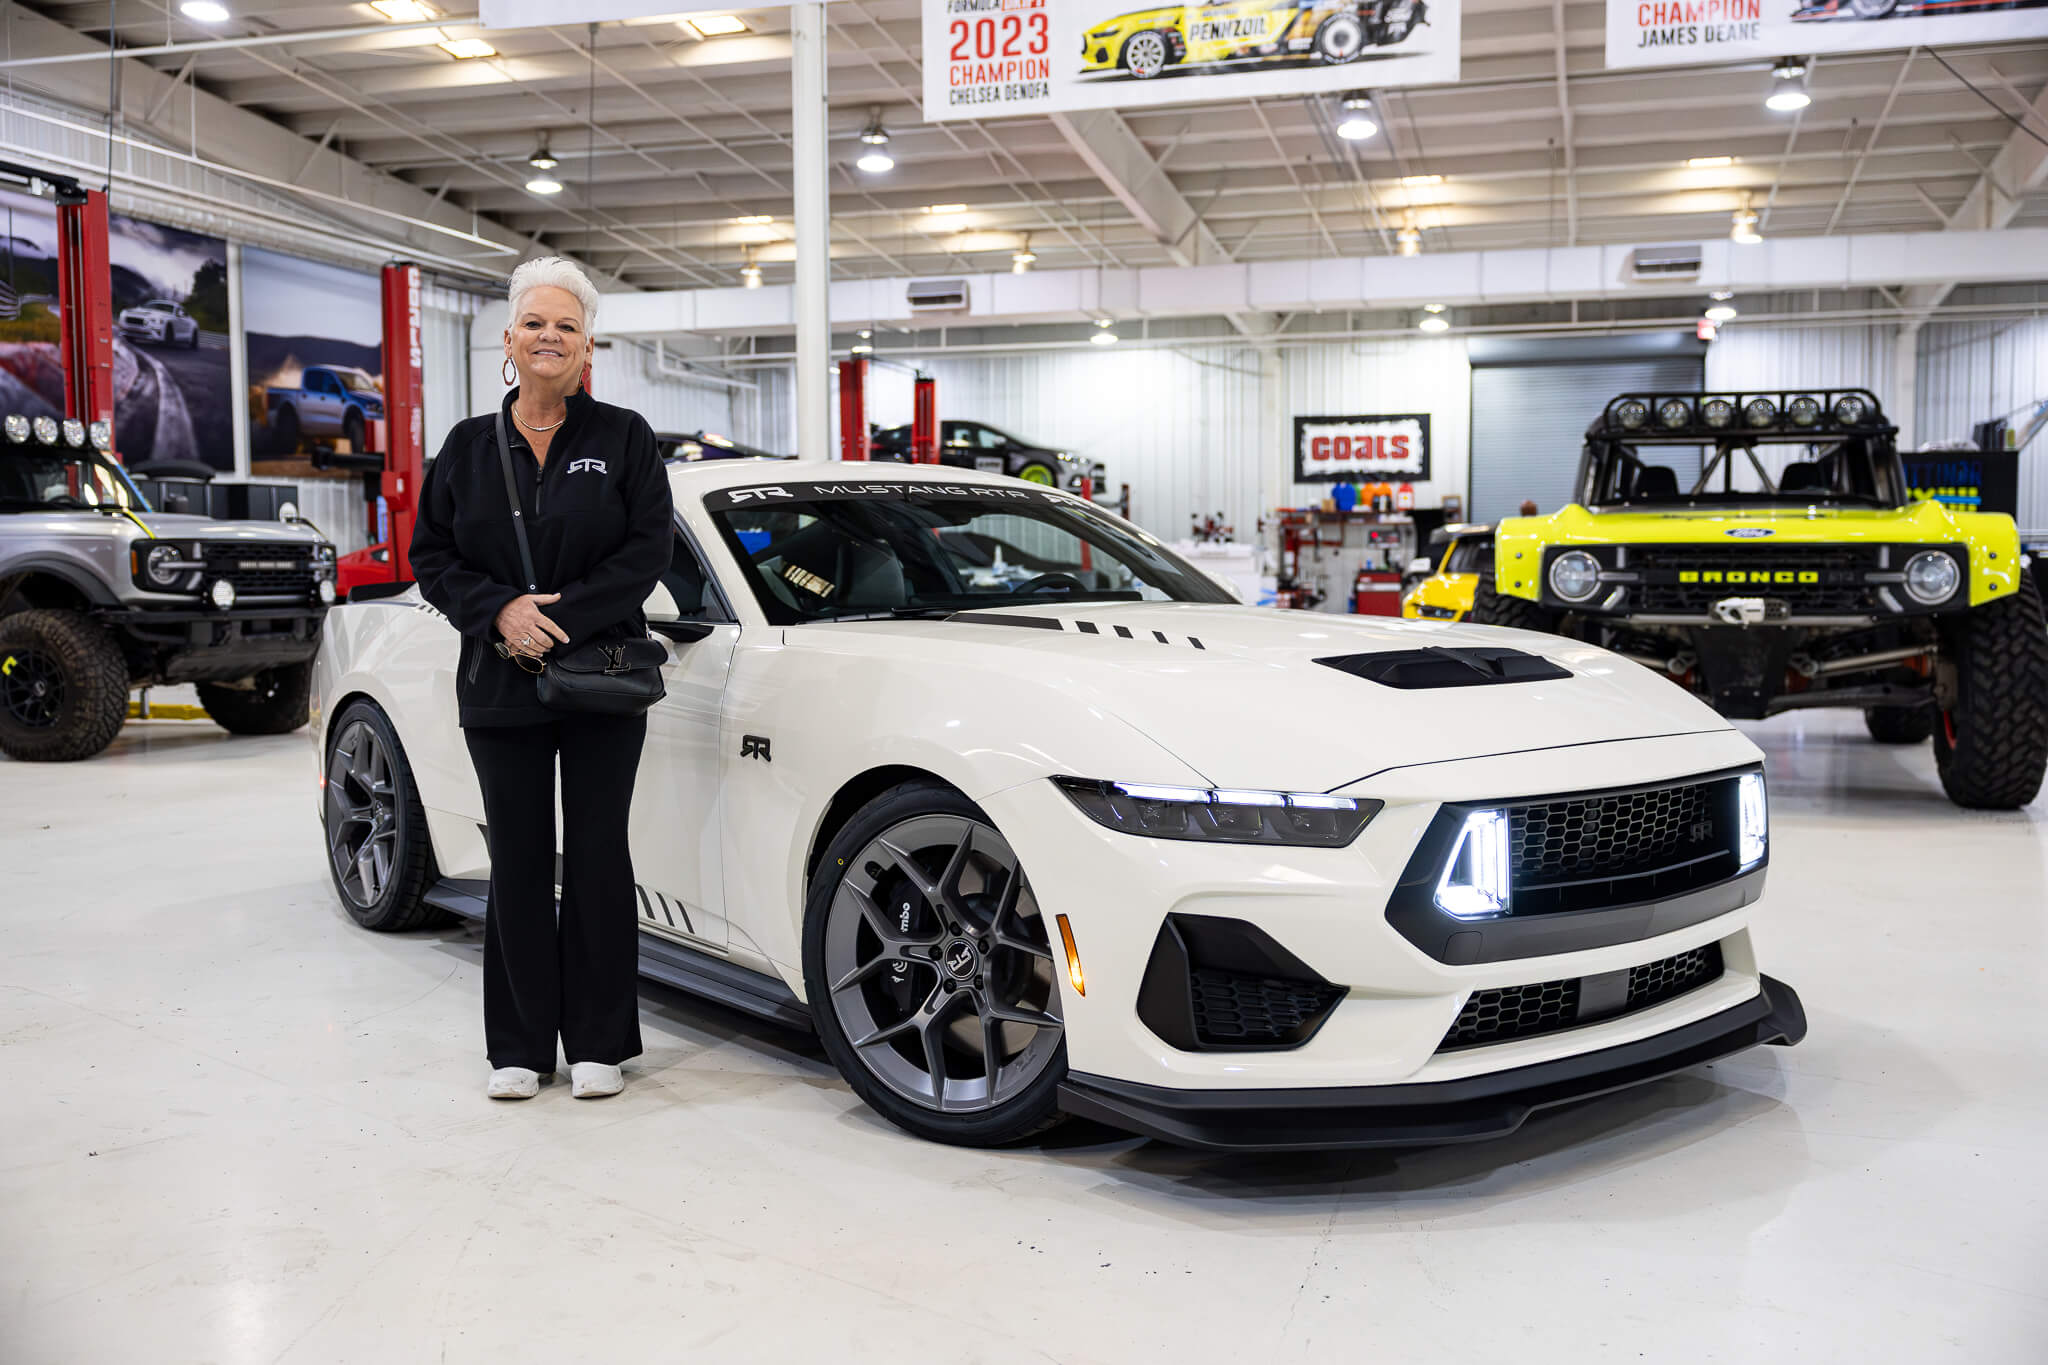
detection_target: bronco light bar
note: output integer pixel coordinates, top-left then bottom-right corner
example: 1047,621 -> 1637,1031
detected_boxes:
1597,389 -> 1888,439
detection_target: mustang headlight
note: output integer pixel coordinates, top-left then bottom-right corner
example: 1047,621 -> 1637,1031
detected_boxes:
1547,549 -> 1602,602
1054,777 -> 1381,848
1435,809 -> 1511,919
1738,772 -> 1767,870
1902,549 -> 1960,605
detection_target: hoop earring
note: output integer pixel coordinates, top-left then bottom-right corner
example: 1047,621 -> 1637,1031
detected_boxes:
502,357 -> 516,385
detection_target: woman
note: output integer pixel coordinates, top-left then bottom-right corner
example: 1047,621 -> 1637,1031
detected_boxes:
410,257 -> 673,1101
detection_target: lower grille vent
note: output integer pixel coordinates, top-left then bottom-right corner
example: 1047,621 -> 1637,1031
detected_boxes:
1189,969 -> 1345,1048
1439,942 -> 1726,1052
1442,977 -> 1581,1050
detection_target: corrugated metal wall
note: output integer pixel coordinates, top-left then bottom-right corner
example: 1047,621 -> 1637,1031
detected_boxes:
1704,324 -> 1894,396
1918,316 -> 2048,531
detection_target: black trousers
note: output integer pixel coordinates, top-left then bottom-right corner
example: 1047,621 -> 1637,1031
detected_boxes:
464,712 -> 647,1072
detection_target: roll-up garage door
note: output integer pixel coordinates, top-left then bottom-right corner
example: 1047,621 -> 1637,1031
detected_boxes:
1469,350 -> 1703,522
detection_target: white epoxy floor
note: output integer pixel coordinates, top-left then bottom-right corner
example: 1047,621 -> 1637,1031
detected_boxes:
3,707 -> 2045,1363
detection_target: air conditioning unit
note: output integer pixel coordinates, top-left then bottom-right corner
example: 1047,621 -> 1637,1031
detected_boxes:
1627,244 -> 1703,282
907,278 -> 969,314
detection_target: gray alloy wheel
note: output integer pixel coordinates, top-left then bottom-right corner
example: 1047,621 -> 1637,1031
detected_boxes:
1314,12 -> 1367,63
327,717 -> 399,910
1123,30 -> 1169,79
819,809 -> 1065,1123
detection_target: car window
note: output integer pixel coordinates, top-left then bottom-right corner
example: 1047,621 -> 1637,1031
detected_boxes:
707,483 -> 1234,625
976,427 -> 1008,450
645,530 -> 730,623
1445,538 -> 1494,575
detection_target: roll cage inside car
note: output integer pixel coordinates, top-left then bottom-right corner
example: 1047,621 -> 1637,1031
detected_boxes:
1578,389 -> 1907,509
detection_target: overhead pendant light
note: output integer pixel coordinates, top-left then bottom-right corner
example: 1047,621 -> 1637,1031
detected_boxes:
857,111 -> 894,174
527,136 -> 559,171
1710,289 -> 1734,301
181,1 -> 231,21
1336,94 -> 1378,142
1765,57 -> 1811,113
1417,308 -> 1449,334
1705,301 -> 1738,322
1731,204 -> 1762,245
1396,223 -> 1421,257
525,173 -> 563,195
740,251 -> 762,289
1090,318 -> 1118,346
1012,234 -> 1036,274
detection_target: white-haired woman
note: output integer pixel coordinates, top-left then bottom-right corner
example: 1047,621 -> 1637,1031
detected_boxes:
410,256 -> 673,1101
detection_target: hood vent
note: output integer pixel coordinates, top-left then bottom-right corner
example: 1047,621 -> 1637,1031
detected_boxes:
1317,646 -> 1572,689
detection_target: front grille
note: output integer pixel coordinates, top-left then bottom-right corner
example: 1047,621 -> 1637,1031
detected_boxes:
1439,942 -> 1726,1052
1626,544 -> 1877,615
1188,969 -> 1346,1048
203,544 -> 314,597
1512,782 -> 1712,883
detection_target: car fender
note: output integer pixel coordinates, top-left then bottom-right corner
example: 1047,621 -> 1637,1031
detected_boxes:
0,552 -> 122,608
713,630 -> 1212,995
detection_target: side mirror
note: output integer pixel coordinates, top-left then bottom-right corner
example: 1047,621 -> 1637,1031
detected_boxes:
648,619 -> 714,643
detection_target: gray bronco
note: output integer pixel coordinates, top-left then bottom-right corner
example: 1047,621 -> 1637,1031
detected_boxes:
0,415 -> 336,760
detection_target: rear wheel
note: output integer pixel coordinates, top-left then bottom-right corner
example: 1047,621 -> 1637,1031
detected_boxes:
1864,705 -> 1934,745
1469,576 -> 1559,634
1015,461 -> 1058,487
198,660 -> 314,735
1313,12 -> 1367,63
342,410 -> 366,454
322,700 -> 445,931
270,405 -> 301,455
803,781 -> 1068,1147
1934,575 -> 2048,809
0,609 -> 128,762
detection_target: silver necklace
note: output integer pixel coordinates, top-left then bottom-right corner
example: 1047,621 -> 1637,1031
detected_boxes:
513,406 -> 568,433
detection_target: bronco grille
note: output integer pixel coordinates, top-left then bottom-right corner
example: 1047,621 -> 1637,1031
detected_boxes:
1626,544 -> 1877,615
203,543 -> 314,597
1439,942 -> 1726,1051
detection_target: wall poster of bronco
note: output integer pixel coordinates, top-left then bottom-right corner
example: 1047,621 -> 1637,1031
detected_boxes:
923,0 -> 1459,121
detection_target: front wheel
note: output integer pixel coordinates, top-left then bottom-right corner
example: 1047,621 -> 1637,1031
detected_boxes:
342,411 -> 366,454
1015,461 -> 1057,486
198,660 -> 314,735
803,781 -> 1068,1147
1313,12 -> 1367,63
322,700 -> 444,930
1469,577 -> 1559,634
1122,30 -> 1169,79
1934,574 -> 2048,808
0,609 -> 128,761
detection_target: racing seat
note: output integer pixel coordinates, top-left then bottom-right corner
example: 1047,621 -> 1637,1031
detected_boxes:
1633,464 -> 1680,499
1779,461 -> 1827,493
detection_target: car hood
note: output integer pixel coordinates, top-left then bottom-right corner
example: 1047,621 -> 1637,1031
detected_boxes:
139,511 -> 327,544
798,601 -> 1733,792
1517,500 -> 1974,544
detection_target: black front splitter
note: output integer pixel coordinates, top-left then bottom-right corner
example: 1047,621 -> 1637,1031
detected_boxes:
1056,976 -> 1806,1152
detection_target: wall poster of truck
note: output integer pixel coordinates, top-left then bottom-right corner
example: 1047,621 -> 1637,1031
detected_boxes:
243,247 -> 385,480
0,186 -> 233,470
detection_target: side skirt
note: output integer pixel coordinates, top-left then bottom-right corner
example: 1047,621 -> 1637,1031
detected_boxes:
423,878 -> 814,1033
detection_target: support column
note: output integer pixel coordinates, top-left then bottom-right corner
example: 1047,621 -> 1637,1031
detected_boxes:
55,189 -> 114,447
1891,323 -> 1920,453
380,262 -> 425,582
790,1 -> 830,461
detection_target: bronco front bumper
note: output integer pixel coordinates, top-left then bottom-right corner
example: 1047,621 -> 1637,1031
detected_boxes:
103,605 -> 325,683
1057,975 -> 1806,1150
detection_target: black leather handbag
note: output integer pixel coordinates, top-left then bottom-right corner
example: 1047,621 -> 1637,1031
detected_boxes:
492,410 -> 667,716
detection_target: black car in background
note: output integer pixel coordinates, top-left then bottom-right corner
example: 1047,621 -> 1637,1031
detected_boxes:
656,431 -> 789,463
869,419 -> 1106,492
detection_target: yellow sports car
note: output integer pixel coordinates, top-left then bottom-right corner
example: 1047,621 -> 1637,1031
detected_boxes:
1081,0 -> 1424,81
1402,523 -> 1491,621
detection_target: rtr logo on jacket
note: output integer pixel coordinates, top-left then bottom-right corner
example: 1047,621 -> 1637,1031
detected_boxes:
567,458 -> 607,475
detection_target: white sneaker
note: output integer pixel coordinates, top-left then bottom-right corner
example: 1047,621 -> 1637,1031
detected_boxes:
570,1062 -> 623,1099
487,1067 -> 542,1100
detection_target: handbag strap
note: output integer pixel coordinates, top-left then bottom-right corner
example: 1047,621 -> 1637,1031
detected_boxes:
493,408 -> 541,594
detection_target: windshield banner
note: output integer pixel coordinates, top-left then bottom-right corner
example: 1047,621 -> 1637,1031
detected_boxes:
923,0 -> 1460,122
1294,414 -> 1431,482
1604,0 -> 2048,70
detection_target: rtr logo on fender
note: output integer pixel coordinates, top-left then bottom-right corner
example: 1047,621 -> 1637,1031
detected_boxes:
1725,527 -> 1775,538
740,734 -> 772,762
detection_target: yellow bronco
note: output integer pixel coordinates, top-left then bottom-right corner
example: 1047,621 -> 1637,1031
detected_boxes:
1474,389 -> 2047,809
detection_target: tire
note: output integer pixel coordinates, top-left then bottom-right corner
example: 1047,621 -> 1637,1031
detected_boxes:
1934,574 -> 2048,809
342,411 -> 366,455
270,405 -> 300,456
802,780 -> 1069,1147
1864,705 -> 1934,745
0,609 -> 129,762
322,700 -> 445,931
1849,0 -> 1898,14
198,660 -> 314,736
1313,12 -> 1367,64
187,327 -> 200,350
1122,30 -> 1169,79
1015,461 -> 1057,487
1468,576 -> 1559,634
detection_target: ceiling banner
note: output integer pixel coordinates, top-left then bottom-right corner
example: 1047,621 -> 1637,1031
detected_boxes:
1605,1 -> 2048,71
479,1 -> 848,27
923,0 -> 1459,122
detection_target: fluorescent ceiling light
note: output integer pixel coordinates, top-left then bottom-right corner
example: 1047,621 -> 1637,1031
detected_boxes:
681,14 -> 749,38
370,0 -> 435,19
181,1 -> 231,20
731,214 -> 774,225
1400,174 -> 1442,186
440,37 -> 496,58
1686,155 -> 1735,169
925,203 -> 967,215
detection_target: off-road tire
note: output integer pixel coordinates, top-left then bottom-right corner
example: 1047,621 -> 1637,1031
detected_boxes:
803,779 -> 1069,1148
1469,576 -> 1559,634
270,405 -> 300,456
322,700 -> 445,931
0,609 -> 129,761
1864,705 -> 1934,745
198,660 -> 314,735
1934,574 -> 2048,809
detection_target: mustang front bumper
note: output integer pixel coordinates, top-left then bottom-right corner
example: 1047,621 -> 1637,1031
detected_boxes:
1058,975 -> 1806,1150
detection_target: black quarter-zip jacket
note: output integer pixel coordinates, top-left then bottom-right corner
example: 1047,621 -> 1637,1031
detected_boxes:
410,386 -> 673,727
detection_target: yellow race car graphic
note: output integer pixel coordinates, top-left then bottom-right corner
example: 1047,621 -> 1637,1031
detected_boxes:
1081,0 -> 1425,81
